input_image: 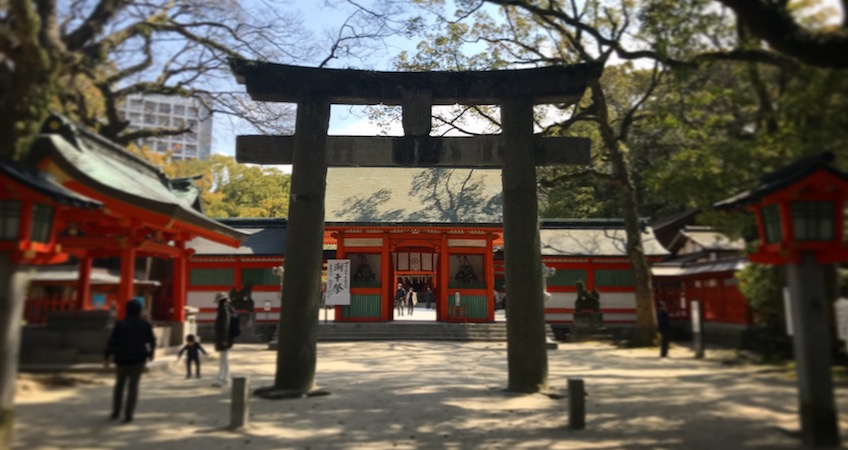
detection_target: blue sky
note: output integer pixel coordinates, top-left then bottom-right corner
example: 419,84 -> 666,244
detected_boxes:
210,1 -> 421,160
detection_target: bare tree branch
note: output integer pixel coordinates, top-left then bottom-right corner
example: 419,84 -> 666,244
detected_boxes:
65,0 -> 130,51
716,0 -> 848,69
116,124 -> 195,145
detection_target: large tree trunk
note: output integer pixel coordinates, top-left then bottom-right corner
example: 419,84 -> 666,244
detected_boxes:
501,99 -> 548,393
591,82 -> 657,346
0,253 -> 27,449
0,1 -> 58,159
610,150 -> 657,346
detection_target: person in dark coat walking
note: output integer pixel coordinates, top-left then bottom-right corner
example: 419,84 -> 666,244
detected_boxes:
103,299 -> 156,423
394,283 -> 406,317
213,292 -> 233,387
177,334 -> 207,378
657,301 -> 671,358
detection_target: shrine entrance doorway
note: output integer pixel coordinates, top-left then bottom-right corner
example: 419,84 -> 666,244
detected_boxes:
393,248 -> 438,321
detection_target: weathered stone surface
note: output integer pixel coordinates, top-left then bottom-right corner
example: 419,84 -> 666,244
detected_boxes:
230,59 -> 603,106
46,310 -> 114,332
568,378 -> 586,430
501,99 -> 548,393
236,135 -> 590,167
230,377 -> 249,429
274,96 -> 330,394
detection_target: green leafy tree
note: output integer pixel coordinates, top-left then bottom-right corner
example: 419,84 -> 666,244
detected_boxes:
387,0 -> 680,347
737,263 -> 784,329
131,147 -> 291,218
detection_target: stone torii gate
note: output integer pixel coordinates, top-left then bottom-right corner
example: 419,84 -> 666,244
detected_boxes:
230,59 -> 601,396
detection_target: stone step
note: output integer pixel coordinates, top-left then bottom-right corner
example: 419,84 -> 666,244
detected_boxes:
265,322 -> 563,348
278,322 -> 558,347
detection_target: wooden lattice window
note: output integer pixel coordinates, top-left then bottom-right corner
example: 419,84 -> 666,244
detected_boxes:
30,203 -> 54,243
241,268 -> 278,286
189,268 -> 234,286
546,269 -> 587,287
595,269 -> 635,287
0,201 -> 20,240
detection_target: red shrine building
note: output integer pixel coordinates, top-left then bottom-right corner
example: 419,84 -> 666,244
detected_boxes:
3,116 -> 245,364
7,115 -> 762,355
186,168 -> 670,328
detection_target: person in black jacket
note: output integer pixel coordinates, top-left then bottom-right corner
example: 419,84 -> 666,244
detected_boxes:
657,301 -> 671,358
103,299 -> 156,423
177,334 -> 207,378
213,292 -> 233,387
394,283 -> 406,317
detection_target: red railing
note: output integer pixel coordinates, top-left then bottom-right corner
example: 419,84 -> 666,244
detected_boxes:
24,293 -> 77,325
24,293 -> 118,324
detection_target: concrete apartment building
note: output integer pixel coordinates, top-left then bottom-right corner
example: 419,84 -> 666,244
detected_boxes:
119,94 -> 213,160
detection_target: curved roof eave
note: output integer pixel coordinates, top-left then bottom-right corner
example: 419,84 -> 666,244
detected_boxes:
28,132 -> 246,247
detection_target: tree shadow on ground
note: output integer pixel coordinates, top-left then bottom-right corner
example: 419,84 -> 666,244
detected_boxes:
13,342 -> 848,449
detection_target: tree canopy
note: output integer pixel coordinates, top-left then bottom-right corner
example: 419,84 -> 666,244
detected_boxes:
0,0 -> 395,159
347,0 -> 847,349
132,148 -> 291,218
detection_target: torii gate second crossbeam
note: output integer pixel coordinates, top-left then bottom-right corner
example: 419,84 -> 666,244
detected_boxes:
229,59 -> 602,397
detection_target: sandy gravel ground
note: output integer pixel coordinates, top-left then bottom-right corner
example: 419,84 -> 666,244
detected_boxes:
12,341 -> 848,449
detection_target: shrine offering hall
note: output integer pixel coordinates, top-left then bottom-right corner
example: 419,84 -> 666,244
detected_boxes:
186,168 -> 670,326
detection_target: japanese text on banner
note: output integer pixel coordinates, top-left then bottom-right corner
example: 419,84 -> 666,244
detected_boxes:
326,259 -> 351,306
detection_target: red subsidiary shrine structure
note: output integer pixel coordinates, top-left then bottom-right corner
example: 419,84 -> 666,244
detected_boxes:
716,152 -> 848,265
651,220 -> 753,344
3,115 -> 245,329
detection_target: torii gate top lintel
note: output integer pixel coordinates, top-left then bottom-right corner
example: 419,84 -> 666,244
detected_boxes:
229,58 -> 603,106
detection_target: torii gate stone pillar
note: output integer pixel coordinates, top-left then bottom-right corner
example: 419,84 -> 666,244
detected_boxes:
230,60 -> 602,397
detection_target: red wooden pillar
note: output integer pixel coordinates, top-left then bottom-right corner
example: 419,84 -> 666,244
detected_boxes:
486,233 -> 495,322
172,241 -> 187,322
439,233 -> 449,322
76,256 -> 93,310
117,245 -> 136,319
381,232 -> 390,321
586,259 -> 596,290
334,231 -> 345,321
18,201 -> 33,247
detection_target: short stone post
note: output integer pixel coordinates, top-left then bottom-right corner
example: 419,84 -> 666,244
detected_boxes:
691,300 -> 704,359
231,376 -> 249,429
568,378 -> 585,430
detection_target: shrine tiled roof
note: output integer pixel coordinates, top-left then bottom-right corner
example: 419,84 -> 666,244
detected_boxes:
538,219 -> 669,257
0,157 -> 100,209
324,167 -> 503,223
26,115 -> 246,245
189,217 -> 668,258
188,218 -> 286,255
715,151 -> 847,210
668,226 -> 745,254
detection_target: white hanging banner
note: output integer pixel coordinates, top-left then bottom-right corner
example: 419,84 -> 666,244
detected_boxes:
326,259 -> 352,306
783,287 -> 793,336
835,298 -> 848,343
